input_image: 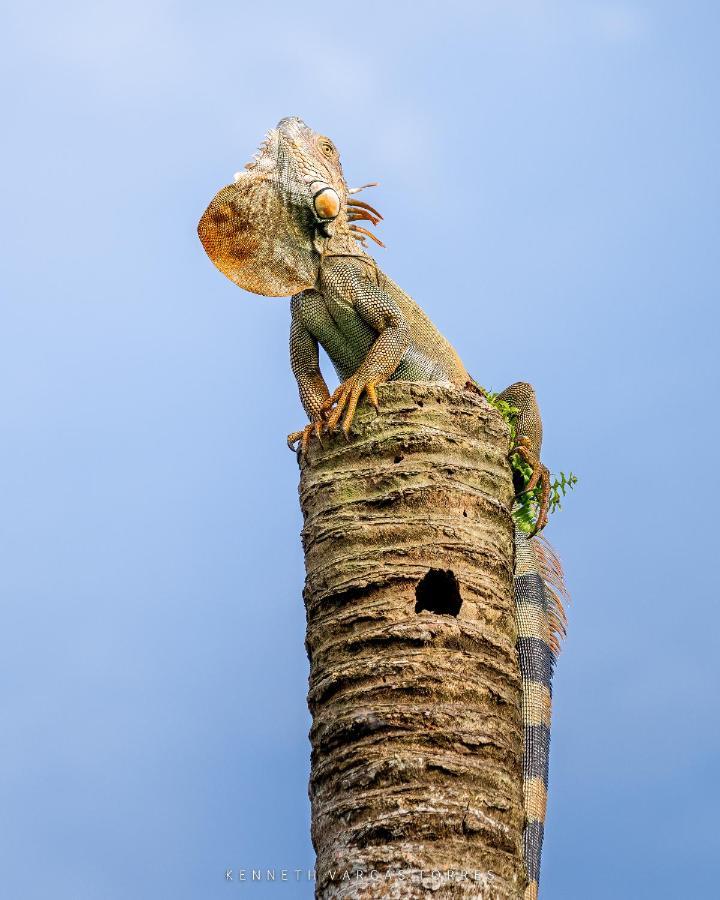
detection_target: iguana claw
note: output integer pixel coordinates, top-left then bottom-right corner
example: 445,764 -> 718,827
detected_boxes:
510,437 -> 551,536
287,420 -> 325,454
320,376 -> 381,437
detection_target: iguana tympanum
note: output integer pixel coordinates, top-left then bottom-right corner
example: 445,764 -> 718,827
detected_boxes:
198,116 -> 567,900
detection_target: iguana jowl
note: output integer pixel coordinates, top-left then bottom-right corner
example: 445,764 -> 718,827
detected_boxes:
198,116 -> 567,900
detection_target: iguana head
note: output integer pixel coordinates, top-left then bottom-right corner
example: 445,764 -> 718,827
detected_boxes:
198,117 -> 382,297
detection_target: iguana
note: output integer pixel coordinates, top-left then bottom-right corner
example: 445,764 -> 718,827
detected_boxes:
198,116 -> 568,900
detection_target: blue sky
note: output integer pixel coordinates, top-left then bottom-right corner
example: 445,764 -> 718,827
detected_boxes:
1,1 -> 718,897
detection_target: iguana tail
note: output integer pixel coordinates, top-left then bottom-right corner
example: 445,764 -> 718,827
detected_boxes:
514,526 -> 569,900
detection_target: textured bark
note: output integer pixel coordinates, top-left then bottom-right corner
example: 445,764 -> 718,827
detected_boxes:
298,382 -> 525,899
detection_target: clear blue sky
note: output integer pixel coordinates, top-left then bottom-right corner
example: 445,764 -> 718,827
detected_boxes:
1,2 -> 718,897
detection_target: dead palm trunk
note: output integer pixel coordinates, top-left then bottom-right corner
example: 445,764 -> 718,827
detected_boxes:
298,382 -> 525,899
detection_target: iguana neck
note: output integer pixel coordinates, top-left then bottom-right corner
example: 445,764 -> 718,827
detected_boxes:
319,210 -> 377,264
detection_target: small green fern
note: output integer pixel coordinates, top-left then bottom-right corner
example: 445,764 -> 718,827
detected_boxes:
483,390 -> 520,444
547,470 -> 578,514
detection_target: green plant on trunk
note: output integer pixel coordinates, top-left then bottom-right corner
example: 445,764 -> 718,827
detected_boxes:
484,389 -> 578,534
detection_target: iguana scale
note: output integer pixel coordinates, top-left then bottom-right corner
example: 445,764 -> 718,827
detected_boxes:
198,116 -> 568,900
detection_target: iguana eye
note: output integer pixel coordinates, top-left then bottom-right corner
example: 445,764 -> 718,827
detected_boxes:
318,138 -> 336,158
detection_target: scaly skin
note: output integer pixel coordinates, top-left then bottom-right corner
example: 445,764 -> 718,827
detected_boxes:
198,117 -> 567,899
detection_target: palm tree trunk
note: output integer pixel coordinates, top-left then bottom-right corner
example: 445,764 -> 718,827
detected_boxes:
298,382 -> 525,899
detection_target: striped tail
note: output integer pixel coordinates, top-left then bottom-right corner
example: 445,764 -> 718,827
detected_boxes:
514,526 -> 569,900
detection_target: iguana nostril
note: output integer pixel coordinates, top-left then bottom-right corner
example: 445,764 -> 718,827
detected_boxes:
313,187 -> 340,219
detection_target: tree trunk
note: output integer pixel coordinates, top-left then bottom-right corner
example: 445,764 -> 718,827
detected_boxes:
298,382 -> 525,899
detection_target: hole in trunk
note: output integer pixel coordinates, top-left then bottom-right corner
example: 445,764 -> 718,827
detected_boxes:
415,569 -> 462,616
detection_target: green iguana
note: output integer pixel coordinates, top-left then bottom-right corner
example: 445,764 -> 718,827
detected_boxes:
198,116 -> 568,900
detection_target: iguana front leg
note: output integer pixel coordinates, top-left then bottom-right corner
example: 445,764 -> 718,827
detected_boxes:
318,259 -> 411,435
497,381 -> 551,536
287,293 -> 331,453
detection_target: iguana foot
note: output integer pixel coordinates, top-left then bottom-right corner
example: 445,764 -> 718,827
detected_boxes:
287,420 -> 326,454
321,376 -> 381,437
510,437 -> 551,536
